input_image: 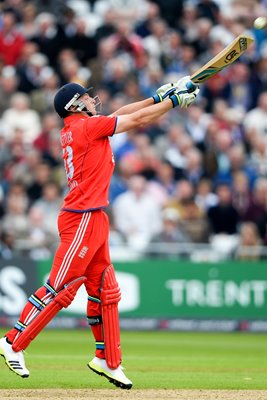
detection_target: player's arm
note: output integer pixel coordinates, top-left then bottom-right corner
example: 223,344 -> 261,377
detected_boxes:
111,98 -> 154,116
110,81 -> 185,116
114,98 -> 173,134
114,78 -> 199,134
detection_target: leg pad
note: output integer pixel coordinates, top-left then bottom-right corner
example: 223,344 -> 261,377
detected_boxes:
12,276 -> 86,352
101,265 -> 121,369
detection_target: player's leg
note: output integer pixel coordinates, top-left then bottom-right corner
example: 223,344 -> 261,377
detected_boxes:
0,211 -> 91,378
85,211 -> 132,389
87,263 -> 132,389
85,239 -> 110,362
0,276 -> 85,377
86,261 -> 132,389
0,282 -> 54,378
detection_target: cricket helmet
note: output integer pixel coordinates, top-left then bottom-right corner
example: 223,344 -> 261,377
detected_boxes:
54,82 -> 93,118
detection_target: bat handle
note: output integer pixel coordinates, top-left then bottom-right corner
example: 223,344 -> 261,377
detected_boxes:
186,81 -> 198,93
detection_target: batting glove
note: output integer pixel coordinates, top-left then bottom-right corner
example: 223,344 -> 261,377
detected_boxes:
152,82 -> 177,104
170,77 -> 200,108
174,76 -> 195,92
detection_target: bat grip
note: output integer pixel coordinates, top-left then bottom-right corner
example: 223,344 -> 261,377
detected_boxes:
186,81 -> 198,93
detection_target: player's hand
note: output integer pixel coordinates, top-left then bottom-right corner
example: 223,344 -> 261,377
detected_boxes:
152,82 -> 176,104
173,76 -> 195,92
170,76 -> 200,108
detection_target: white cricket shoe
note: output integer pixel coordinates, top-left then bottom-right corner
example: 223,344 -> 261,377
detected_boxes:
88,356 -> 132,389
0,337 -> 29,378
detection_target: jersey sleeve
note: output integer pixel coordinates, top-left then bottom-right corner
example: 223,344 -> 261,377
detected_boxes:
84,115 -> 117,140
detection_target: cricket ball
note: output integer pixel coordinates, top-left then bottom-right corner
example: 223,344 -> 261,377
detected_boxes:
254,16 -> 267,30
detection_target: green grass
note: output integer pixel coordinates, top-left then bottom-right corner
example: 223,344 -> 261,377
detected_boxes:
0,328 -> 267,389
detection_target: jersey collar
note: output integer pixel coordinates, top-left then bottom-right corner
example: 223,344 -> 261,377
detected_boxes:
64,114 -> 90,122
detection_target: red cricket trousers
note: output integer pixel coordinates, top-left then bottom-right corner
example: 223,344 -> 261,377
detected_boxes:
6,209 -> 112,359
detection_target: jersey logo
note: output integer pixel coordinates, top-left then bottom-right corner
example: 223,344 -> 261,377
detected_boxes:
78,246 -> 89,259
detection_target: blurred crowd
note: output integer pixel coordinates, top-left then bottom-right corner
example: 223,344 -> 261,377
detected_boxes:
0,0 -> 267,261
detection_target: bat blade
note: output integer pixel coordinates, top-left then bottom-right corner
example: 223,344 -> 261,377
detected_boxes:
190,34 -> 254,84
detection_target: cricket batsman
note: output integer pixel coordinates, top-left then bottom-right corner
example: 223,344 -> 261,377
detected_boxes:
0,76 -> 199,389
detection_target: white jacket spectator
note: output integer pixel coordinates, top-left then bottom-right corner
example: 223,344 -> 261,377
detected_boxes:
113,175 -> 162,251
2,92 -> 41,144
243,91 -> 267,137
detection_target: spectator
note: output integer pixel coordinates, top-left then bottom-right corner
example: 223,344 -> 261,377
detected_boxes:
166,179 -> 208,242
208,182 -> 240,257
196,0 -> 220,24
2,92 -> 41,145
27,206 -> 52,260
195,177 -> 218,212
31,0 -> 66,17
247,133 -> 267,177
250,47 -> 267,106
6,179 -> 29,207
165,41 -> 196,76
0,66 -> 19,114
184,147 -> 205,186
18,3 -> 38,40
147,207 -> 190,258
31,12 -> 66,67
30,181 -> 63,243
2,192 -> 29,240
33,113 -> 61,154
0,229 -> 17,259
135,1 -> 160,38
105,0 -> 149,23
178,195 -> 209,243
110,20 -> 145,68
116,132 -> 160,178
27,161 -> 52,203
162,130 -> 194,180
150,0 -> 183,28
227,62 -> 254,112
2,136 -> 27,184
148,160 -> 176,205
207,183 -> 240,235
235,222 -> 263,261
142,17 -> 169,63
189,17 -> 213,58
180,2 -> 199,42
17,52 -> 49,94
7,147 -> 42,186
68,16 -> 98,65
231,170 -> 252,221
0,131 -> 12,182
30,69 -> 60,115
243,91 -> 267,138
213,141 -> 257,189
184,104 -> 211,151
59,56 -> 91,88
113,174 -> 162,250
106,208 -> 127,247
155,123 -> 186,159
201,71 -> 231,112
153,207 -> 189,241
94,7 -> 116,42
0,8 -> 25,65
42,129 -> 64,171
243,177 -> 267,240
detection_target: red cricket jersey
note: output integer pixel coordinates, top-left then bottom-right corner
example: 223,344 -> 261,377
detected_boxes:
60,114 -> 117,212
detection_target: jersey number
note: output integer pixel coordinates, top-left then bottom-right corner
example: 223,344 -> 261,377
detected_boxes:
63,145 -> 74,180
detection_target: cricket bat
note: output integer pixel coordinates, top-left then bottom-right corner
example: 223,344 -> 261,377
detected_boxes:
190,33 -> 254,84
